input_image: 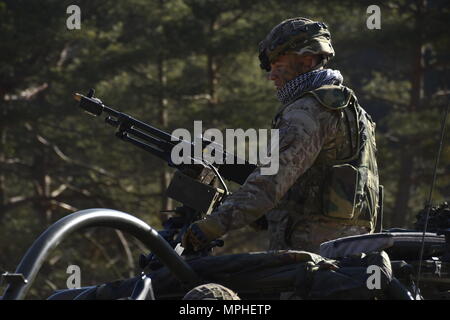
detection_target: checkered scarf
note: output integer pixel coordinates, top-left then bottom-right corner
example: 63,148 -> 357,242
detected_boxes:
277,69 -> 344,105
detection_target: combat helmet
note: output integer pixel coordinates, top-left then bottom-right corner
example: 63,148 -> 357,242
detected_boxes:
258,17 -> 335,71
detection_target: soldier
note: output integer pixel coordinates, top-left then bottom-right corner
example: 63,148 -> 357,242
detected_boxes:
182,17 -> 380,253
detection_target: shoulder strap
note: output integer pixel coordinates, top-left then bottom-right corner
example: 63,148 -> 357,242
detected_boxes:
302,85 -> 354,110
272,85 -> 354,128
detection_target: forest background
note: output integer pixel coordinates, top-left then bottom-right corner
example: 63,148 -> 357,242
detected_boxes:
0,0 -> 449,298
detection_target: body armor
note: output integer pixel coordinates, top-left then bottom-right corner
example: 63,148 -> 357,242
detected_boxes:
268,85 -> 380,249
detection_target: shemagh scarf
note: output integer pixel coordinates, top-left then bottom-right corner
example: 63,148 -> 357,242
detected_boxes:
277,69 -> 344,105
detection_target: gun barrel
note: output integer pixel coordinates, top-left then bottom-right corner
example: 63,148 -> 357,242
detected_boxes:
74,93 -> 104,116
74,90 -> 257,184
115,111 -> 179,145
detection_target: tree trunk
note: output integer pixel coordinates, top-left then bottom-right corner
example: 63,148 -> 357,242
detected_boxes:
207,53 -> 219,108
157,55 -> 172,212
31,149 -> 53,225
206,17 -> 220,127
0,90 -> 6,223
391,148 -> 415,227
391,0 -> 426,227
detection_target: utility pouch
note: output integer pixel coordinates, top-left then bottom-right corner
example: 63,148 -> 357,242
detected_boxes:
322,164 -> 359,220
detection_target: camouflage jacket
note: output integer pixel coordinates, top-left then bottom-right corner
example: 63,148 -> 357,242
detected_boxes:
209,84 -> 379,239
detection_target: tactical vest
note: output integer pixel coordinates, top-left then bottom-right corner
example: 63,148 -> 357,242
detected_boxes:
272,85 -> 380,232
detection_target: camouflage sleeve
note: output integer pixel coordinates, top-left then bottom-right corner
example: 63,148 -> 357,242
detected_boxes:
209,96 -> 339,232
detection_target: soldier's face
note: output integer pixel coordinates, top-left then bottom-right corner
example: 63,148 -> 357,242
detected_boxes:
268,54 -> 317,89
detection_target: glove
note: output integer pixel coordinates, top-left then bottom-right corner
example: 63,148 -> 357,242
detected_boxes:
182,215 -> 227,252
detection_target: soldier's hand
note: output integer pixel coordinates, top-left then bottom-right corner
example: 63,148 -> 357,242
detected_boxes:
182,216 -> 226,252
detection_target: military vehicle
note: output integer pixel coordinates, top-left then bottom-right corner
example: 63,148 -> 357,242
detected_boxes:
1,90 -> 449,300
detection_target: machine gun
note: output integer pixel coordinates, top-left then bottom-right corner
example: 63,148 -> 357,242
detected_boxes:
0,88 -> 259,300
73,89 -> 257,260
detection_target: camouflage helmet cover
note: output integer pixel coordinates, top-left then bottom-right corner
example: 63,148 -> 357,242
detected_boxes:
258,17 -> 335,71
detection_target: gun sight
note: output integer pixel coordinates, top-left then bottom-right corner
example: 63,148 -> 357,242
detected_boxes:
73,92 -> 104,117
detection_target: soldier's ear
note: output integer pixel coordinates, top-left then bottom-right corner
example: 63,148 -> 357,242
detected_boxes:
305,55 -> 320,70
292,54 -> 316,73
